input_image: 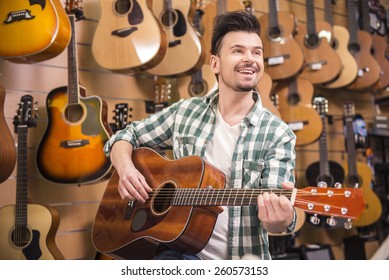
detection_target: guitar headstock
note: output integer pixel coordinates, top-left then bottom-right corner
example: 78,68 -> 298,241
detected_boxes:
295,186 -> 365,220
111,103 -> 129,133
313,96 -> 328,116
13,95 -> 37,132
65,0 -> 85,20
343,101 -> 355,120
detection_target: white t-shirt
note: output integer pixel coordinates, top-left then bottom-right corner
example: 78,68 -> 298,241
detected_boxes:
198,106 -> 242,260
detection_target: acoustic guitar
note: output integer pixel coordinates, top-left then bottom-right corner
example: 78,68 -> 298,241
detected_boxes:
258,0 -> 304,81
146,0 -> 205,77
92,147 -> 365,259
36,1 -> 113,184
363,0 -> 389,91
294,0 -> 341,85
201,0 -> 244,65
342,101 -> 382,227
345,0 -> 380,91
0,85 -> 16,183
320,0 -> 358,89
0,0 -> 71,63
275,76 -> 322,146
0,95 -> 64,260
92,0 -> 167,73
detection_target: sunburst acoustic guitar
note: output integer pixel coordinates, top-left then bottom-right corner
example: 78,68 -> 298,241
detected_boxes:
275,76 -> 322,146
146,0 -> 205,77
92,147 -> 365,259
0,85 -> 16,184
36,1 -> 113,185
92,0 -> 168,73
0,0 -> 71,63
0,95 -> 64,260
294,0 -> 341,85
258,0 -> 304,81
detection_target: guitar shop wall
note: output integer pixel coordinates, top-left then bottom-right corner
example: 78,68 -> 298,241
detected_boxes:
0,0 -> 388,260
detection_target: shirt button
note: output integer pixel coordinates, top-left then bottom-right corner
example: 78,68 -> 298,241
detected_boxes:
204,140 -> 208,144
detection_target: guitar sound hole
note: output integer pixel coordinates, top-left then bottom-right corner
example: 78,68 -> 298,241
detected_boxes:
115,0 -> 132,14
346,175 -> 361,188
348,42 -> 360,54
268,27 -> 281,39
11,225 -> 31,248
189,81 -> 208,97
153,183 -> 175,215
316,174 -> 334,188
288,92 -> 300,105
305,34 -> 319,48
161,11 -> 177,27
65,104 -> 84,123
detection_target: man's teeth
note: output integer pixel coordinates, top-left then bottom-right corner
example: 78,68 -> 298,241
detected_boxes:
239,70 -> 254,74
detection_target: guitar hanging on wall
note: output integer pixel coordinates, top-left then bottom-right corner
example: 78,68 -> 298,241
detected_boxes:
0,0 -> 71,63
92,147 -> 365,260
0,95 -> 64,260
36,0 -> 113,185
342,101 -> 382,227
0,85 -> 16,184
92,0 -> 168,73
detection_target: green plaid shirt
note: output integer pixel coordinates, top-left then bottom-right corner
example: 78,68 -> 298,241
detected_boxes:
104,90 -> 296,260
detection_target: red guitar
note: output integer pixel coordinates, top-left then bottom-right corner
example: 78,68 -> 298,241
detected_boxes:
258,0 -> 304,81
0,95 -> 64,260
93,147 -> 365,259
0,85 -> 16,183
0,0 -> 71,63
36,1 -> 113,184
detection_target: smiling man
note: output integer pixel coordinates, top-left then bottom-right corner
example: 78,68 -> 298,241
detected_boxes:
104,10 -> 297,260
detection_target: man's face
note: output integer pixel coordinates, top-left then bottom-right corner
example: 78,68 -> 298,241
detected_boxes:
211,31 -> 264,92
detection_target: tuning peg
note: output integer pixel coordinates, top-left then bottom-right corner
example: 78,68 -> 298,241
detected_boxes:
334,182 -> 342,188
317,181 -> 327,188
344,219 -> 353,230
326,216 -> 337,227
310,214 -> 320,225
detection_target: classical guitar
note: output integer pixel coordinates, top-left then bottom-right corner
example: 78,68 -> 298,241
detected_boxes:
275,76 -> 322,146
202,0 -> 244,65
177,3 -> 217,99
345,0 -> 380,90
342,101 -> 382,227
0,95 -> 64,260
258,0 -> 304,81
36,1 -> 113,184
0,85 -> 16,183
0,0 -> 71,63
364,0 -> 389,91
306,96 -> 345,187
320,0 -> 358,89
294,0 -> 341,85
147,0 -> 205,77
92,0 -> 167,73
92,147 -> 365,259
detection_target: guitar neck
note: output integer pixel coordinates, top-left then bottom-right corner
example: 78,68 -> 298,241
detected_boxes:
268,0 -> 279,29
305,0 -> 317,35
323,0 -> 334,26
347,0 -> 359,46
15,125 -> 28,227
67,14 -> 80,105
318,114 -> 330,176
217,0 -> 227,15
345,111 -> 358,178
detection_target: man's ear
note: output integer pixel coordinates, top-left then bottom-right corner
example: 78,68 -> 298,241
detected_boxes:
210,55 -> 219,74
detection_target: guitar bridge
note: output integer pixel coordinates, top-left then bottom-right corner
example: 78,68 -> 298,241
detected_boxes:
4,10 -> 35,24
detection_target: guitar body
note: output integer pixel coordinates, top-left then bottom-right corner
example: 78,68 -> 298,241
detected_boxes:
93,148 -> 225,259
0,203 -> 64,260
36,86 -> 112,184
257,71 -> 281,118
276,77 -> 322,146
342,161 -> 382,227
321,25 -> 358,88
346,30 -> 381,90
147,0 -> 205,77
0,0 -> 71,63
92,0 -> 167,72
371,34 -> 389,91
0,86 -> 16,183
295,21 -> 341,85
201,0 -> 244,65
258,11 -> 304,81
177,63 -> 217,99
306,161 -> 345,187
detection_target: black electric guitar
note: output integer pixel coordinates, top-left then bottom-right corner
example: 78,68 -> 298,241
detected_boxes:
0,95 -> 64,260
36,1 -> 113,184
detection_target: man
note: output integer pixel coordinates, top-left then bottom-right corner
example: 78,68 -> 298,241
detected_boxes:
103,10 -> 296,260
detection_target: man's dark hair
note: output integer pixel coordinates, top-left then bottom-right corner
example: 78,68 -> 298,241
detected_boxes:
211,10 -> 261,56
